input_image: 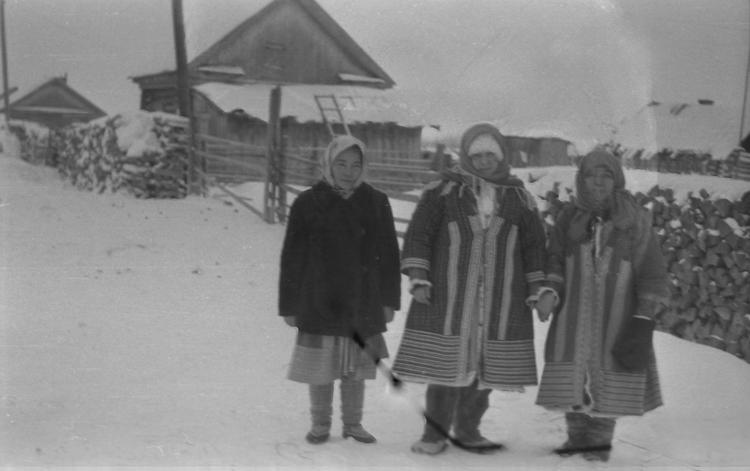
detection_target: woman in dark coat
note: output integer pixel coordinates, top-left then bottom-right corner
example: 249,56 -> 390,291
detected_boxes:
536,148 -> 670,462
278,135 -> 401,445
392,123 -> 552,455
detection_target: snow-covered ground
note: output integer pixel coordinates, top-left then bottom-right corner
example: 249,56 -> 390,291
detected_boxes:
2,151 -> 750,469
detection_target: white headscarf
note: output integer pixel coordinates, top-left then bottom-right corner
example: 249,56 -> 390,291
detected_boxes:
321,135 -> 367,193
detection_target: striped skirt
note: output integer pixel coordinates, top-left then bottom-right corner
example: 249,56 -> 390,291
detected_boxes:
287,332 -> 389,385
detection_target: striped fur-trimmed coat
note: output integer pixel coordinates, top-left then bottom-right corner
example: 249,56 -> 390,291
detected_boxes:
392,175 -> 547,388
536,204 -> 669,416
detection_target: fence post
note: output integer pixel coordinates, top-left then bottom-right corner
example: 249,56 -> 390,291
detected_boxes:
264,85 -> 282,223
277,134 -> 288,223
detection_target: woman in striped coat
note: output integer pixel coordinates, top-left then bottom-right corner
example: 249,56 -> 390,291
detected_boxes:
392,123 -> 552,455
536,148 -> 670,462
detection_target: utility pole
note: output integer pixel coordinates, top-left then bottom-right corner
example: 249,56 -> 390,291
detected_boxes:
171,0 -> 190,117
740,0 -> 750,145
171,0 -> 202,195
1,0 -> 11,125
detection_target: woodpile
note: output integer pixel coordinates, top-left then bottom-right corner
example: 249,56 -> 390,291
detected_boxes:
608,143 -> 750,181
541,184 -> 750,363
8,121 -> 51,164
52,113 -> 189,198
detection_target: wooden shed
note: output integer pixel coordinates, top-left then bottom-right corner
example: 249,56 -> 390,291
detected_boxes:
3,76 -> 106,129
506,135 -> 573,167
131,0 -> 425,178
191,81 -> 424,169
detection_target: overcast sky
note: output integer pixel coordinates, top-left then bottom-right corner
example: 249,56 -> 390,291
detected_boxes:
4,0 -> 749,143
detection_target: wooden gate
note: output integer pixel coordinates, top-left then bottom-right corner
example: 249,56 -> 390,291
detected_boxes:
192,131 -> 270,219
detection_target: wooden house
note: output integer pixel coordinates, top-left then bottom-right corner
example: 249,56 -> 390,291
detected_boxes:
131,0 -> 426,180
505,135 -> 573,167
422,125 -> 574,168
3,76 -> 106,129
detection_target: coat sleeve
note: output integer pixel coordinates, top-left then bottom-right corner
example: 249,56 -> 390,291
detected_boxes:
278,196 -> 309,317
377,193 -> 401,310
400,182 -> 447,275
632,209 -> 670,318
518,188 -> 548,296
545,204 -> 573,298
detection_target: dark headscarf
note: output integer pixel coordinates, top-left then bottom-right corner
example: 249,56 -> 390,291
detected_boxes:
568,148 -> 640,242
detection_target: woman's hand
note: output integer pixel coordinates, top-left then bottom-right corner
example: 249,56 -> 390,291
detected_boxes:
412,285 -> 431,304
409,275 -> 432,305
383,306 -> 395,322
283,316 -> 297,327
535,292 -> 556,322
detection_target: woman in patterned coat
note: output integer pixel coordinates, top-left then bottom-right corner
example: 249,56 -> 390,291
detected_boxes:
536,148 -> 669,462
278,135 -> 401,445
392,123 -> 553,455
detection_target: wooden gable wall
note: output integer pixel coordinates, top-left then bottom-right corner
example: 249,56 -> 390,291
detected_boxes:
191,0 -> 393,87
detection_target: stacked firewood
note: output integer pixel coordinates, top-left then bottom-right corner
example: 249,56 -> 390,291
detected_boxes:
608,143 -> 750,181
541,185 -> 750,363
54,113 -> 189,198
8,121 -> 51,164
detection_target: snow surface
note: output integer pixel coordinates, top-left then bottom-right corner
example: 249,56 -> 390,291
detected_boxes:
2,152 -> 750,469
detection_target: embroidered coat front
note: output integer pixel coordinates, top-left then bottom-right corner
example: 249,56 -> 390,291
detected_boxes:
392,176 -> 546,388
536,204 -> 669,416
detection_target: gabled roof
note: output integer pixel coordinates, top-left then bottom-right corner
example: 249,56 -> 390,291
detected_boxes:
132,0 -> 394,89
190,0 -> 393,88
193,82 -> 425,127
4,76 -> 106,128
614,101 -> 740,159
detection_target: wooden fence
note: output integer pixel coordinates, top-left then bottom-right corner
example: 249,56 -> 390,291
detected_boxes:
194,131 -> 441,232
277,144 -> 434,235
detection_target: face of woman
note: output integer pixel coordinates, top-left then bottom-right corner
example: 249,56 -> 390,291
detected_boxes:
582,165 -> 615,206
469,151 -> 501,177
331,147 -> 363,191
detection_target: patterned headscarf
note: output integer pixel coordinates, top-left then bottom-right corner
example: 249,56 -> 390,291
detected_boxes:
569,148 -> 640,242
321,135 -> 367,197
458,123 -> 514,185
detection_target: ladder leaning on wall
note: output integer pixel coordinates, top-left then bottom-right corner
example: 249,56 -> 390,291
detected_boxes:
314,94 -> 351,137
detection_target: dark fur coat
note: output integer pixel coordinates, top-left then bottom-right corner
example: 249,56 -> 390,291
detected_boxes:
278,181 -> 401,338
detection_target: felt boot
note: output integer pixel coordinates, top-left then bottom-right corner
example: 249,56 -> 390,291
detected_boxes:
410,439 -> 449,455
340,376 -> 376,443
306,383 -> 333,444
583,416 -> 615,462
555,412 -> 591,456
554,413 -> 614,461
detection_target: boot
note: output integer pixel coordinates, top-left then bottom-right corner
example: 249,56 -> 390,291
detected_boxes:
555,412 -> 590,456
583,416 -> 615,462
410,439 -> 449,455
340,376 -> 376,443
554,413 -> 614,461
453,381 -> 500,453
306,383 -> 333,444
342,424 -> 377,444
454,434 -> 504,454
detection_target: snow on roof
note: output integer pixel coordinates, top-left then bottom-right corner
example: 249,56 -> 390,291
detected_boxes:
197,66 -> 246,76
420,119 -> 601,155
193,82 -> 426,127
11,106 -> 96,115
614,102 -> 741,158
338,73 -> 386,85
